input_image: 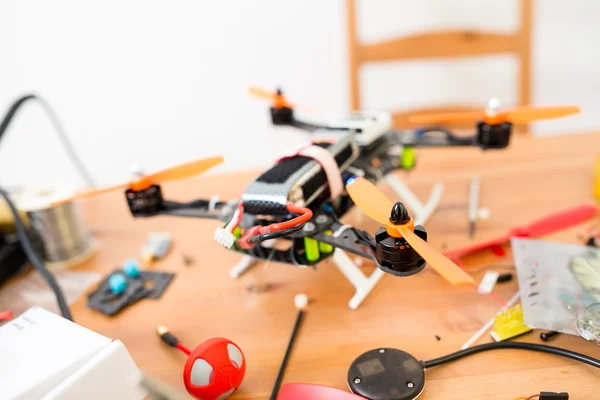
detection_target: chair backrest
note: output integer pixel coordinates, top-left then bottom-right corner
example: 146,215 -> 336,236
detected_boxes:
347,0 -> 532,130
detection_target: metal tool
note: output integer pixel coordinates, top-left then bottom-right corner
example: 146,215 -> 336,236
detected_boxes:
468,176 -> 480,237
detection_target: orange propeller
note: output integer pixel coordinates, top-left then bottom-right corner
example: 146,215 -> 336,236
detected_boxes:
248,87 -> 294,109
346,177 -> 474,285
409,100 -> 580,126
58,156 -> 224,204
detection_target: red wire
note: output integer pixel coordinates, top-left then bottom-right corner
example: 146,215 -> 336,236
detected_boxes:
176,342 -> 192,355
237,204 -> 313,249
262,204 -> 313,233
232,202 -> 244,230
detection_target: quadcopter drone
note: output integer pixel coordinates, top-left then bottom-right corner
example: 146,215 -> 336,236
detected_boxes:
65,89 -> 580,308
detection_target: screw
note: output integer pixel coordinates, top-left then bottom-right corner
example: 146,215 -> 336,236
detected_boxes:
407,382 -> 414,388
354,378 -> 361,384
540,330 -> 560,342
303,222 -> 315,232
378,349 -> 385,353
315,215 -> 329,225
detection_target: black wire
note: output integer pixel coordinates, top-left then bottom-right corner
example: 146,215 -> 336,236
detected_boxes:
422,341 -> 600,370
0,94 -> 96,187
0,188 -> 73,321
269,309 -> 305,400
256,223 -> 305,242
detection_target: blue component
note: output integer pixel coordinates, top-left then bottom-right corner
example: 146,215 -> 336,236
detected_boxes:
346,176 -> 356,185
109,273 -> 127,295
322,204 -> 333,212
123,258 -> 140,278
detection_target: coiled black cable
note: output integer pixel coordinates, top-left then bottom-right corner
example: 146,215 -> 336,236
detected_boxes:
0,94 -> 96,187
0,188 -> 73,321
422,342 -> 600,370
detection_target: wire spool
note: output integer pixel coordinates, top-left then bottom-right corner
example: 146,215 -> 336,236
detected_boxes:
14,185 -> 96,270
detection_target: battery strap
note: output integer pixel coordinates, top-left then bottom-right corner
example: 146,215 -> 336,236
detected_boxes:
296,144 -> 343,199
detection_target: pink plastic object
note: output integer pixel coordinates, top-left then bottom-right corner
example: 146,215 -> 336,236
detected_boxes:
277,383 -> 365,399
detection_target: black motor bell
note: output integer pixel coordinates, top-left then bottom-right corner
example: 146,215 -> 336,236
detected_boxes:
375,202 -> 427,277
126,184 -> 164,217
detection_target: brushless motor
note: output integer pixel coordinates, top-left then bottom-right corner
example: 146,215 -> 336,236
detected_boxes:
126,185 -> 164,216
374,202 -> 427,276
375,226 -> 427,277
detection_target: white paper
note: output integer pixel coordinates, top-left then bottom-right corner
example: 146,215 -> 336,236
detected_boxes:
0,270 -> 100,317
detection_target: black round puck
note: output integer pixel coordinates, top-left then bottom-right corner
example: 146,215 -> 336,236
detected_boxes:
348,348 -> 425,400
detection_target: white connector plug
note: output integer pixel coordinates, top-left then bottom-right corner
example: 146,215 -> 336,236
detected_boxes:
214,227 -> 236,248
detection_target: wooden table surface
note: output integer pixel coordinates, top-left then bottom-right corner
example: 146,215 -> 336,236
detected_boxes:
69,132 -> 600,399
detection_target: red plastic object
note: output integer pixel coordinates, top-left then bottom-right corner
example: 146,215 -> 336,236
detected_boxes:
444,204 -> 598,259
0,310 -> 13,321
183,338 -> 246,400
277,383 -> 366,399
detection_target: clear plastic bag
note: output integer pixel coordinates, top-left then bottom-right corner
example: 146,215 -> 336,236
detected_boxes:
0,269 -> 100,318
512,237 -> 600,344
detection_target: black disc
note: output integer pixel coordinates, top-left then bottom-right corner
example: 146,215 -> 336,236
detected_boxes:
348,348 -> 425,400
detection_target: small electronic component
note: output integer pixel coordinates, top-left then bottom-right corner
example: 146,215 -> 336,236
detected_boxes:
140,232 -> 172,263
88,268 -> 175,316
540,392 -> 569,400
491,304 -> 533,342
348,348 -> 425,400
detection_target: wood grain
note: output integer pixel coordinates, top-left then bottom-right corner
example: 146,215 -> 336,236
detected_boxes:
361,30 -> 517,62
63,132 -> 600,399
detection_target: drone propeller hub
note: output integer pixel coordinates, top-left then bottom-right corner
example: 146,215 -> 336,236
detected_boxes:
130,175 -> 153,192
390,202 -> 410,224
386,217 -> 414,239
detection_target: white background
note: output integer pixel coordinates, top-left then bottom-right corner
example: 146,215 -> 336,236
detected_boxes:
0,0 -> 598,188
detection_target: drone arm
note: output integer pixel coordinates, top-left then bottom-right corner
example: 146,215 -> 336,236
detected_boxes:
128,194 -> 233,221
388,128 -> 478,148
311,224 -> 378,263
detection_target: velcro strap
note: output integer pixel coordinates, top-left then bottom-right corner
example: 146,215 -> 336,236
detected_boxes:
297,145 -> 343,199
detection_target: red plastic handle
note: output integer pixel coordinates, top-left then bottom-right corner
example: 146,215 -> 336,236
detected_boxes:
510,204 -> 598,237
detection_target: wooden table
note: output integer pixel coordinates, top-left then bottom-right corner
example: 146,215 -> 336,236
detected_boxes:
70,132 -> 600,399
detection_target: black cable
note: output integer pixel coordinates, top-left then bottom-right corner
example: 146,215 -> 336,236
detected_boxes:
0,94 -> 96,187
269,309 -> 305,400
255,223 -> 305,242
0,188 -> 73,321
422,342 -> 600,370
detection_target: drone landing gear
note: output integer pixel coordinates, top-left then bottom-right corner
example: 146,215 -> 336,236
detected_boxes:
385,175 -> 443,226
229,255 -> 257,278
228,249 -> 383,310
332,249 -> 385,310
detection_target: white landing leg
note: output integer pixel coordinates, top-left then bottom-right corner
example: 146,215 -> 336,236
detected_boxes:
385,174 -> 444,225
228,239 -> 277,279
332,248 -> 385,310
229,255 -> 258,278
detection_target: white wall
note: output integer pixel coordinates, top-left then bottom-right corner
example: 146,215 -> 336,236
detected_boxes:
0,0 -> 598,189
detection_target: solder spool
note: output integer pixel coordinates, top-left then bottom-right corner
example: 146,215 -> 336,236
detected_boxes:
14,185 -> 96,269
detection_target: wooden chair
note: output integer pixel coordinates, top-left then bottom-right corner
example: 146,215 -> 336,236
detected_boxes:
347,0 -> 533,130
